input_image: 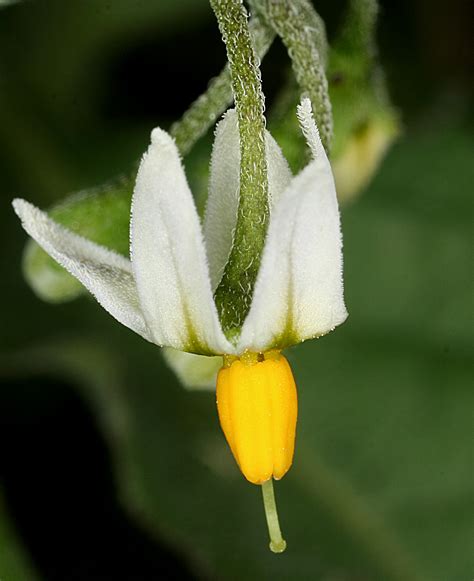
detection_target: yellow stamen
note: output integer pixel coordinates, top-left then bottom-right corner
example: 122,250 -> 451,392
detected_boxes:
216,351 -> 297,551
216,351 -> 298,483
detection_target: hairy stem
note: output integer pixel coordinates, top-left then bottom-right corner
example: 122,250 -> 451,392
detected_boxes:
263,0 -> 333,153
170,16 -> 274,156
210,0 -> 269,339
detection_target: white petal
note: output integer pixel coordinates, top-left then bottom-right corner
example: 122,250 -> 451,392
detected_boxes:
162,348 -> 221,390
266,125 -> 294,208
204,109 -> 292,291
204,110 -> 240,291
13,198 -> 150,340
238,99 -> 348,352
131,128 -> 232,355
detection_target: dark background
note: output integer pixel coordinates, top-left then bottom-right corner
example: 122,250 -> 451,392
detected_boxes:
0,1 -> 472,580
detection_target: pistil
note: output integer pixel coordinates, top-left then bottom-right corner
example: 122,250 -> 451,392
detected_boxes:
261,478 -> 287,553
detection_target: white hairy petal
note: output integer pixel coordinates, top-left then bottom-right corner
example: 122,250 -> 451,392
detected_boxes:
204,109 -> 292,291
266,124 -> 294,208
238,99 -> 347,352
13,199 -> 150,340
131,128 -> 232,355
204,110 -> 240,291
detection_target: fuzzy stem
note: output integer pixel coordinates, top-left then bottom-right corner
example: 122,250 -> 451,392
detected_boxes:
248,0 -> 328,66
170,16 -> 275,156
263,0 -> 333,153
210,0 -> 269,339
261,479 -> 287,553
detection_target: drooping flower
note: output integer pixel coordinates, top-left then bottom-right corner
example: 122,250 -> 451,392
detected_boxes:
13,98 -> 347,551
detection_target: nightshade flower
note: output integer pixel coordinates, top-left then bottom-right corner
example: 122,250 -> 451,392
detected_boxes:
13,98 -> 347,551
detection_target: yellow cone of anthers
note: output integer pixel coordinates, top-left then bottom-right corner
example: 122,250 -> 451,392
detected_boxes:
216,351 -> 297,484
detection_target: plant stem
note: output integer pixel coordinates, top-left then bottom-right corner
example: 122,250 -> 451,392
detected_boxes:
210,0 -> 269,339
263,0 -> 333,153
170,16 -> 274,156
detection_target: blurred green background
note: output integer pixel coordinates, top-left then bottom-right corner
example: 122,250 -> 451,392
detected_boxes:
0,0 -> 472,580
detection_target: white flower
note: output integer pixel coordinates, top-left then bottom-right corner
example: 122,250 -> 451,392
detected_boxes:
13,98 -> 347,358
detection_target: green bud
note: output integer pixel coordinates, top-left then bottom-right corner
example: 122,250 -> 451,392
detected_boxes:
328,0 -> 400,201
268,0 -> 400,202
332,112 -> 399,203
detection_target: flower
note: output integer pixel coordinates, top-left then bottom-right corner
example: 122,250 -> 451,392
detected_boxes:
13,97 -> 347,355
13,97 -> 347,551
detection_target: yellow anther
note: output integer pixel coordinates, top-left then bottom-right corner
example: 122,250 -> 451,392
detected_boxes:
216,352 -> 298,484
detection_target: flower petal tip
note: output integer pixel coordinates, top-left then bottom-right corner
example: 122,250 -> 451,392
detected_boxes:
12,198 -> 41,233
297,96 -> 312,117
150,127 -> 174,148
296,98 -> 323,159
12,197 -> 28,218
